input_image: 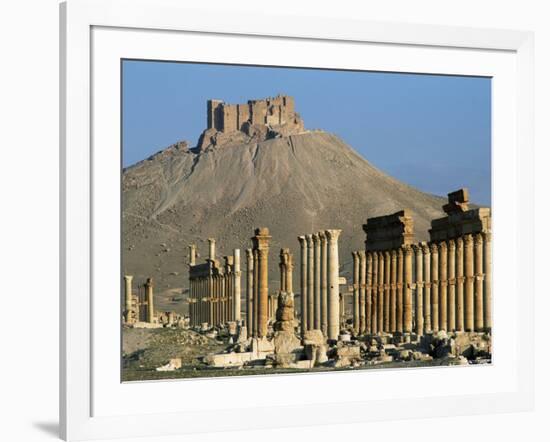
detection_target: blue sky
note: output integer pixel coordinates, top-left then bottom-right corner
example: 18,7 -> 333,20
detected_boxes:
122,60 -> 491,205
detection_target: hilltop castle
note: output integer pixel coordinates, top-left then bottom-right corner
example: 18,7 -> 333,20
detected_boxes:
197,95 -> 305,150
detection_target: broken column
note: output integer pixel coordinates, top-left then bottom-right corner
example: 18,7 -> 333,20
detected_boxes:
326,229 -> 342,341
145,277 -> 154,323
124,275 -> 133,324
298,236 -> 308,337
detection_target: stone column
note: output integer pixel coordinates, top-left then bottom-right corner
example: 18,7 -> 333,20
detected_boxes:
306,234 -> 314,329
474,233 -> 484,331
371,251 -> 379,333
189,244 -> 197,266
279,249 -> 286,292
319,232 -> 328,336
403,246 -> 413,333
456,237 -> 465,331
413,244 -> 424,336
389,250 -> 397,333
339,294 -> 345,327
246,249 -> 253,335
253,249 -> 259,335
384,251 -> 391,333
124,275 -> 133,323
377,251 -> 385,333
439,241 -> 448,331
430,243 -> 439,332
483,232 -> 492,331
464,234 -> 474,331
221,273 -> 227,324
145,277 -> 154,323
359,250 -> 367,334
352,251 -> 360,332
208,274 -> 214,326
208,238 -> 216,261
366,252 -> 373,334
326,229 -> 342,341
396,248 -> 403,333
422,243 -> 431,333
286,250 -> 294,294
448,240 -> 456,331
298,236 -> 308,337
233,249 -> 241,322
313,233 -> 321,330
254,228 -> 271,337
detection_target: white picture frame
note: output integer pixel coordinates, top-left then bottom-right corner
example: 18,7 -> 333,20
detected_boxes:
60,0 -> 534,440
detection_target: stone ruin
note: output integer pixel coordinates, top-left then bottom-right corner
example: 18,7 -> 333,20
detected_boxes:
127,188 -> 491,372
197,95 -> 305,150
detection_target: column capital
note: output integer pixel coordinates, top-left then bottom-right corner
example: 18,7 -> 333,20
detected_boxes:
438,241 -> 448,252
474,233 -> 484,245
430,242 -> 439,254
390,249 -> 397,259
421,242 -> 430,254
456,236 -> 464,248
318,231 -> 326,242
312,232 -> 320,244
464,234 -> 474,245
358,250 -> 366,259
297,235 -> 307,246
448,239 -> 456,251
124,274 -> 133,282
324,229 -> 342,242
482,231 -> 492,242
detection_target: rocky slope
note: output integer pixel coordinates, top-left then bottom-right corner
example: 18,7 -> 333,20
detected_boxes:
122,131 -> 446,313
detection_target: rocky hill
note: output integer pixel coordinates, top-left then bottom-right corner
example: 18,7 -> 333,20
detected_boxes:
123,130 -> 447,314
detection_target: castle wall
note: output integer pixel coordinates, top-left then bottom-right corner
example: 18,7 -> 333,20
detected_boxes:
206,95 -> 301,135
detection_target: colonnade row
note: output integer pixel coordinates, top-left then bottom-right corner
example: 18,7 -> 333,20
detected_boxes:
123,276 -> 155,324
188,240 -> 242,328
298,229 -> 342,340
351,232 -> 492,336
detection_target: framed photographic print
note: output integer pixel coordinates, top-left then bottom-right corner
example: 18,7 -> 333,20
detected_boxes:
60,0 -> 534,440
